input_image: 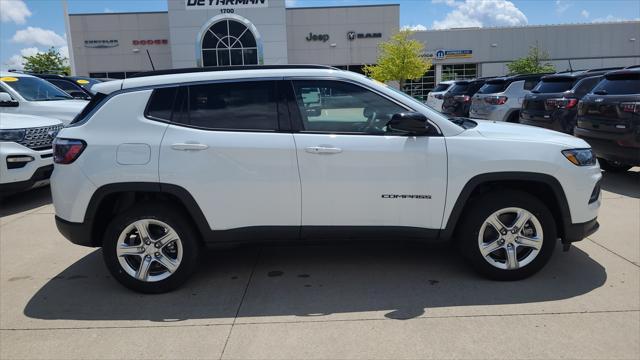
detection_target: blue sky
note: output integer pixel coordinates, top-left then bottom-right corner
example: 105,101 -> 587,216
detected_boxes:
2,0 -> 639,70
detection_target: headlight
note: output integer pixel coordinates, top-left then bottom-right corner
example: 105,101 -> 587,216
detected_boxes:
562,148 -> 596,166
0,129 -> 25,142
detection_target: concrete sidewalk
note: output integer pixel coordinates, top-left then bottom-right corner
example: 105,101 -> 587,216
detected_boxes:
1,170 -> 638,359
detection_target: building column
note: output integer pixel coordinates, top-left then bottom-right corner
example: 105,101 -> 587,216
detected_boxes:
434,64 -> 442,85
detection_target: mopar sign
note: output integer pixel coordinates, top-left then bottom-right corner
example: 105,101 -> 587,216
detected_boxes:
84,40 -> 119,48
185,0 -> 268,9
427,49 -> 473,60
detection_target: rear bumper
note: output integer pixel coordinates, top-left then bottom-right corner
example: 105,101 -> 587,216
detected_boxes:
55,216 -> 97,247
564,218 -> 599,243
0,165 -> 53,193
574,129 -> 640,165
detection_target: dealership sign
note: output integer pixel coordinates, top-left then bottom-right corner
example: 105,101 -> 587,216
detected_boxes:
84,40 -> 119,48
347,31 -> 382,40
428,49 -> 473,60
306,33 -> 329,42
185,0 -> 268,10
132,39 -> 169,45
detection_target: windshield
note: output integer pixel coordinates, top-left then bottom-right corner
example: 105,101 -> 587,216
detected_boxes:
477,81 -> 507,94
2,76 -> 73,101
533,79 -> 575,93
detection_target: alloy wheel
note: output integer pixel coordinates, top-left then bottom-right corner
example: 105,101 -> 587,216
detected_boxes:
477,207 -> 543,270
116,219 -> 183,282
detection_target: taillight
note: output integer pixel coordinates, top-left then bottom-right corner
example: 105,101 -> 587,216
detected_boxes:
485,96 -> 508,105
454,95 -> 471,102
620,102 -> 640,114
53,138 -> 86,164
546,98 -> 578,109
577,100 -> 586,115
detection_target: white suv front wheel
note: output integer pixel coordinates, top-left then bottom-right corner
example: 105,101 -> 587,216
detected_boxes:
102,203 -> 201,293
458,190 -> 557,280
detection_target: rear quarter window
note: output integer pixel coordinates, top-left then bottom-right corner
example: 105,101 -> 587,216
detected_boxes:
146,87 -> 178,121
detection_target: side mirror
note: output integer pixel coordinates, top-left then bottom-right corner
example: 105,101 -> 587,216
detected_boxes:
0,93 -> 18,107
386,112 -> 431,136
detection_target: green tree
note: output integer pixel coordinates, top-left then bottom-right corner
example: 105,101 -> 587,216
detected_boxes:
507,43 -> 555,75
364,30 -> 432,89
23,47 -> 69,75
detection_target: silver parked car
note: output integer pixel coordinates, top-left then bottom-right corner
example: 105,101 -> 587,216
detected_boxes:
469,74 -> 548,122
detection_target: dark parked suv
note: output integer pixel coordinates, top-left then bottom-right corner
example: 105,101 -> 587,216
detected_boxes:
574,68 -> 640,172
520,68 -> 621,133
441,78 -> 493,117
31,74 -> 93,100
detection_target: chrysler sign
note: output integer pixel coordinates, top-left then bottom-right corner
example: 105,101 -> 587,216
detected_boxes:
185,0 -> 268,9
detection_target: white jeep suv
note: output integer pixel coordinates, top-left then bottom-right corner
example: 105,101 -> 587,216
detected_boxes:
51,66 -> 602,293
1,113 -> 63,194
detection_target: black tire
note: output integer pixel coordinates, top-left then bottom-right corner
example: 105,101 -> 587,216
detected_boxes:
102,202 -> 201,293
456,190 -> 556,280
507,111 -> 520,123
598,158 -> 631,173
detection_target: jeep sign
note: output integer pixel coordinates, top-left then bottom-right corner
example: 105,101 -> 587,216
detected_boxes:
185,0 -> 268,10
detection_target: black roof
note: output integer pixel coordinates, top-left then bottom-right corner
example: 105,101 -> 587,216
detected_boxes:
542,67 -> 623,81
128,65 -> 340,78
624,64 -> 640,69
603,68 -> 640,79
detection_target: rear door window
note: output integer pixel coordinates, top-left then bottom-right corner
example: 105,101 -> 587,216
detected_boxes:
184,81 -> 279,131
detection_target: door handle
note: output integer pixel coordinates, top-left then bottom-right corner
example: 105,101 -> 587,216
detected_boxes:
304,146 -> 342,154
171,143 -> 209,151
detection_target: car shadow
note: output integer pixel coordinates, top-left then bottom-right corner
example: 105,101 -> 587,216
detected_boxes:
600,169 -> 640,199
24,242 -> 606,322
0,186 -> 52,217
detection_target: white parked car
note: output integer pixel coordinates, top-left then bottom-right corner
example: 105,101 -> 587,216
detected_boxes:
469,74 -> 546,122
0,72 -> 88,125
0,113 -> 63,194
425,80 -> 454,111
51,65 -> 601,293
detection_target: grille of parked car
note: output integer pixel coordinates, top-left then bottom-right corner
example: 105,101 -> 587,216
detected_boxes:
18,124 -> 64,151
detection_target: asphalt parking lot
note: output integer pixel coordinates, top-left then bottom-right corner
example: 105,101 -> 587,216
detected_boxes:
1,170 -> 639,360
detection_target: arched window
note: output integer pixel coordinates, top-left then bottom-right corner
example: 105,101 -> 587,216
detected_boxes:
201,19 -> 258,67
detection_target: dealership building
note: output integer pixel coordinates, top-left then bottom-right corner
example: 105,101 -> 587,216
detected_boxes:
67,0 -> 640,97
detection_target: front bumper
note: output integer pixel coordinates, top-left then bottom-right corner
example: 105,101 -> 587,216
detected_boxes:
564,217 -> 599,243
0,142 -> 54,193
0,164 -> 54,193
55,216 -> 97,247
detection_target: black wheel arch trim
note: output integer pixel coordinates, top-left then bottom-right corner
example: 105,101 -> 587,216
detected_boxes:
79,182 -> 212,246
441,172 -> 573,242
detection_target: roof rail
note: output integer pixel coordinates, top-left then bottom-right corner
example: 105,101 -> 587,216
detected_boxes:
585,67 -> 623,73
128,65 -> 341,78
